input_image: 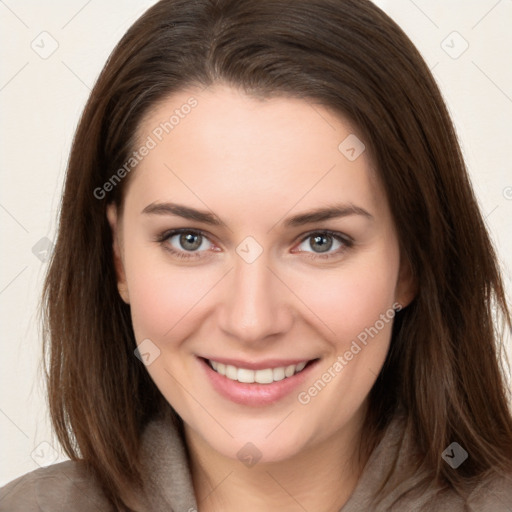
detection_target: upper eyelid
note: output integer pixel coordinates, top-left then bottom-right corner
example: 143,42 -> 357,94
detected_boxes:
159,227 -> 214,241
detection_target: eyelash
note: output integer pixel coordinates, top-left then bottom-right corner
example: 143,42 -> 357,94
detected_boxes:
155,228 -> 353,261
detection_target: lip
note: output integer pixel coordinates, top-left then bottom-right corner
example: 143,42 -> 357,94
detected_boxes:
198,356 -> 319,407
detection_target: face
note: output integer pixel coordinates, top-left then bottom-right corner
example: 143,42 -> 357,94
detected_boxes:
108,84 -> 414,465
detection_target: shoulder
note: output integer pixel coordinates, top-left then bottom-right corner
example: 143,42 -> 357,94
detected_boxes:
0,461 -> 113,512
465,471 -> 512,511
359,411 -> 512,511
394,465 -> 512,511
375,470 -> 512,512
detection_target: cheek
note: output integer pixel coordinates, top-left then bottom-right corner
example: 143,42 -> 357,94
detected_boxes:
128,269 -> 198,342
290,252 -> 400,346
123,241 -> 222,345
291,246 -> 400,418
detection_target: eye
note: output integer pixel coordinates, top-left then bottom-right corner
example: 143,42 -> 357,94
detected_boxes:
157,229 -> 216,259
294,231 -> 352,259
156,228 -> 353,261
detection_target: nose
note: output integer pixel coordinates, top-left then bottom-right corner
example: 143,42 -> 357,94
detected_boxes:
217,254 -> 294,345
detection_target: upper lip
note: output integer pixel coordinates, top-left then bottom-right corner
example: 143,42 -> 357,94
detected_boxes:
200,356 -> 317,370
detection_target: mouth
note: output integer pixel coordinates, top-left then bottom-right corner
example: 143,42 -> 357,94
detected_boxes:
205,358 -> 314,384
198,356 -> 320,406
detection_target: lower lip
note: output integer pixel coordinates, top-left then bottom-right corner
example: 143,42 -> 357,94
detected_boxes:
199,357 -> 319,407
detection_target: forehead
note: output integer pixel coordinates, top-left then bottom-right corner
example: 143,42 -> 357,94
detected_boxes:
126,84 -> 385,224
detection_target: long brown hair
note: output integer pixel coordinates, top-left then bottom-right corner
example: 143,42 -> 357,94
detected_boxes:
43,0 -> 512,507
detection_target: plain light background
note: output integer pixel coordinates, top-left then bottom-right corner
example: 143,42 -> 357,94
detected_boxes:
1,0 -> 511,485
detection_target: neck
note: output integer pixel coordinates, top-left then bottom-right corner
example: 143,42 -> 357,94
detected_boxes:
185,407 -> 368,512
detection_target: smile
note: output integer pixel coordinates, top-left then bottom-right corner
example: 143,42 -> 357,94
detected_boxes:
208,359 -> 309,384
199,356 -> 319,406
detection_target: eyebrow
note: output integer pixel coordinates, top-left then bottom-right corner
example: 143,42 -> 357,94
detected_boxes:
141,201 -> 373,227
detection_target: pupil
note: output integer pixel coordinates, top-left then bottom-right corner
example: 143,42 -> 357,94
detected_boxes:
311,234 -> 332,253
180,233 -> 201,251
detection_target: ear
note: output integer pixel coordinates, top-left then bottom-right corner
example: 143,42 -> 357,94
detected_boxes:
106,203 -> 130,304
395,252 -> 417,310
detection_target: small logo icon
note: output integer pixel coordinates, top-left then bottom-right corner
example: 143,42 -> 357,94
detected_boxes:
32,237 -> 54,262
338,134 -> 366,161
30,441 -> 59,467
441,31 -> 469,60
31,31 -> 59,59
134,338 -> 161,366
442,442 -> 468,469
236,236 -> 263,264
237,442 -> 262,468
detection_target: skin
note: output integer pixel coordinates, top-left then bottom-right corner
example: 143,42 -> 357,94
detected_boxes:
107,84 -> 415,511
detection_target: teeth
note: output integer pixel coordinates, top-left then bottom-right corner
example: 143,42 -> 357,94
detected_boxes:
295,361 -> 307,372
209,360 -> 310,384
284,365 -> 295,378
237,368 -> 255,383
226,364 -> 238,380
273,367 -> 285,381
255,368 -> 273,384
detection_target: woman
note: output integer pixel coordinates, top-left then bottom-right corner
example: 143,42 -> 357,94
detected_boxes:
1,0 -> 511,510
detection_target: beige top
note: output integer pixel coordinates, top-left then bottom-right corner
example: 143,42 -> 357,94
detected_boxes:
1,410 -> 511,511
